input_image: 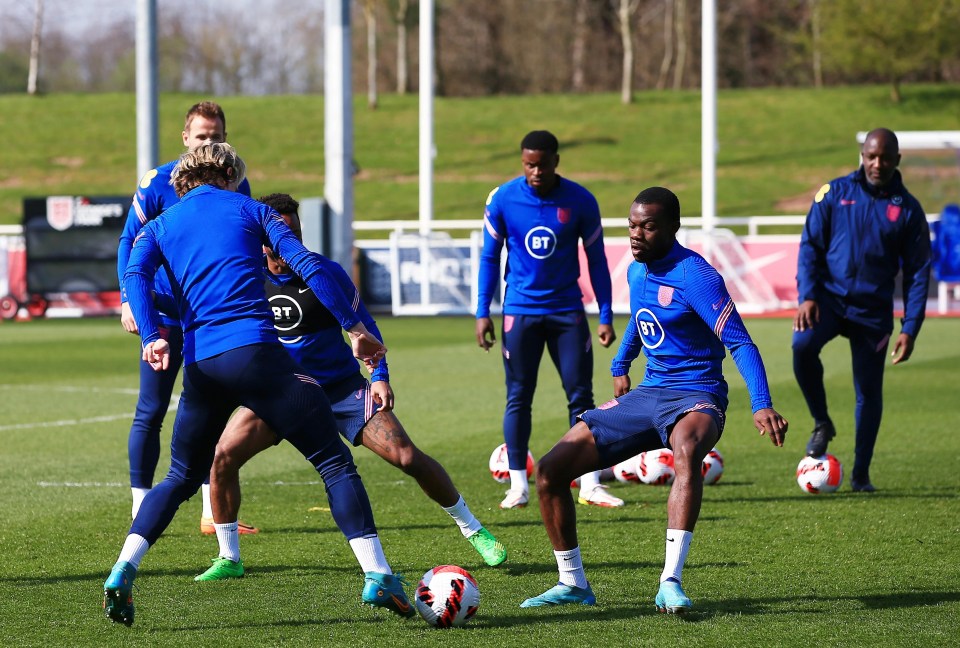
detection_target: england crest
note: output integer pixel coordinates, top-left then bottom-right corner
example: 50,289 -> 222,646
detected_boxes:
46,196 -> 74,231
658,285 -> 674,307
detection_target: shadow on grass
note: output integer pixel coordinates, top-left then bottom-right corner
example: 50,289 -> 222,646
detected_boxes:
702,588 -> 960,619
721,488 -> 958,504
499,558 -> 744,579
135,587 -> 960,632
721,143 -> 848,168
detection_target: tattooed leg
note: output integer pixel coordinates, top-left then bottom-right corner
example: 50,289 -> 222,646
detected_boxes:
359,411 -> 459,507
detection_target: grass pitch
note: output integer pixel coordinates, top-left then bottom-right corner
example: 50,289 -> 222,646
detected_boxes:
0,315 -> 958,646
4,84 -> 960,227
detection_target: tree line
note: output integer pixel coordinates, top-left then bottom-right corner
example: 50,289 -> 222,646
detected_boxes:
2,0 -> 959,103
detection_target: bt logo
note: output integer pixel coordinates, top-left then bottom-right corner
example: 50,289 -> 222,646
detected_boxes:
635,308 -> 665,349
525,226 -> 557,259
269,294 -> 304,343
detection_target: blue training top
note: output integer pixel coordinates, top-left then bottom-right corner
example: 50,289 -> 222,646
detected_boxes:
476,175 -> 613,324
117,159 -> 252,323
123,185 -> 360,365
797,168 -> 931,337
611,241 -> 773,413
264,264 -> 389,386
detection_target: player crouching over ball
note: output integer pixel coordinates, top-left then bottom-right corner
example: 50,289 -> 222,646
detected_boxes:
519,187 -> 787,614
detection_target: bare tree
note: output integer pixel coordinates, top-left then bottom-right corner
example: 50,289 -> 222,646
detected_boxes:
362,0 -> 378,108
571,0 -> 588,92
27,0 -> 42,95
393,0 -> 410,94
672,0 -> 687,90
656,0 -> 673,90
809,0 -> 822,88
613,0 -> 641,104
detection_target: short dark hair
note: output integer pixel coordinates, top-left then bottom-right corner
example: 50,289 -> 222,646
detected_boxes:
520,130 -> 559,154
185,101 -> 227,131
633,186 -> 680,224
258,193 -> 300,217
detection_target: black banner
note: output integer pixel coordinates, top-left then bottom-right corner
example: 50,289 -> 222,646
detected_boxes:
23,196 -> 129,294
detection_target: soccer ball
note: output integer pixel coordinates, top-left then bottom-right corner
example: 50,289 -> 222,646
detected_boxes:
612,455 -> 642,483
489,443 -> 534,483
701,447 -> 724,485
415,565 -> 480,628
796,454 -> 843,494
636,448 -> 675,485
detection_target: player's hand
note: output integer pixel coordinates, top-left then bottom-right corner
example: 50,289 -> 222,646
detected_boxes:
476,317 -> 496,351
120,301 -> 139,334
793,300 -> 819,332
347,323 -> 387,371
891,332 -> 915,365
613,374 -> 631,397
754,408 -> 787,447
142,338 -> 170,371
371,380 -> 395,412
597,323 -> 617,348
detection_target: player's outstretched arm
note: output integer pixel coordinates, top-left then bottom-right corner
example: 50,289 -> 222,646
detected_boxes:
753,408 -> 787,447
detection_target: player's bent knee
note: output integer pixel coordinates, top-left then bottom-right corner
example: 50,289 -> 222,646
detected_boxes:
393,446 -> 422,473
535,454 -> 571,491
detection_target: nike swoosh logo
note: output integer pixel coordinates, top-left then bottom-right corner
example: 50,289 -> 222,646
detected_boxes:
711,299 -> 724,310
298,288 -> 310,293
390,594 -> 411,614
667,537 -> 675,542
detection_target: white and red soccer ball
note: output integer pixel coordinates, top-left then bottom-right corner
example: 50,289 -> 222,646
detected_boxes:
612,456 -> 642,483
637,448 -> 676,485
796,454 -> 843,494
415,565 -> 480,628
489,443 -> 535,483
701,447 -> 724,485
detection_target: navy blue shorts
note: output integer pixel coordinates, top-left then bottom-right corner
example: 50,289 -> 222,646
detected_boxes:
324,373 -> 382,446
580,387 -> 726,468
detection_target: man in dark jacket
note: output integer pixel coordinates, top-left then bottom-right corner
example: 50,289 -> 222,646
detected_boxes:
793,128 -> 931,492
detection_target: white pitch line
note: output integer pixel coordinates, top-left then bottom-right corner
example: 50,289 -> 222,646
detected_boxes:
0,384 -> 141,396
0,412 -> 136,432
0,408 -> 177,432
0,386 -> 179,432
37,481 -> 126,488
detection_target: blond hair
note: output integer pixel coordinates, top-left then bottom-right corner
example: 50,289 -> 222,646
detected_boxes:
171,142 -> 246,197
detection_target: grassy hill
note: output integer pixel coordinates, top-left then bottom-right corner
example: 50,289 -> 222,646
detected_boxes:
2,84 -> 959,228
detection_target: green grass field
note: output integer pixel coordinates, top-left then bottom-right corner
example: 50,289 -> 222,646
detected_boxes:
1,315 -> 958,646
4,84 -> 960,228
